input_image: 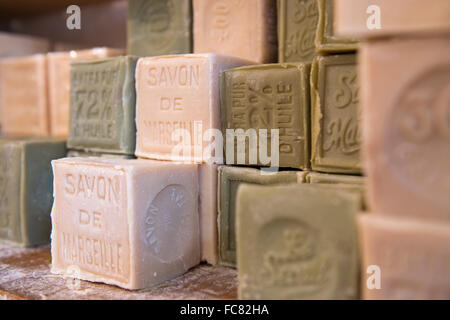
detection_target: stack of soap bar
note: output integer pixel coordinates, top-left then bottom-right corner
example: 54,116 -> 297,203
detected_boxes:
67,56 -> 138,155
0,55 -> 50,136
51,157 -> 200,290
135,53 -> 253,162
127,0 -> 193,56
0,32 -> 50,58
236,183 -> 361,299
0,138 -> 66,247
193,0 -> 277,63
359,214 -> 450,299
47,48 -> 123,137
220,63 -> 311,169
311,54 -> 361,174
67,150 -> 135,159
218,166 -> 298,267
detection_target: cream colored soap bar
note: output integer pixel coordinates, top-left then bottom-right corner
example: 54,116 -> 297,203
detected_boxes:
0,32 -> 50,58
48,48 -> 123,137
361,37 -> 450,221
0,54 -> 49,136
135,54 -> 254,162
193,0 -> 277,63
51,157 -> 200,290
335,0 -> 450,39
360,214 -> 450,299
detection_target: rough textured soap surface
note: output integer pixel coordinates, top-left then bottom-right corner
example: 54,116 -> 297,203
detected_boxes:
0,55 -> 49,136
127,0 -> 192,57
135,54 -> 253,162
335,0 -> 450,39
67,56 -> 137,155
360,38 -> 450,221
218,166 -> 298,267
236,183 -> 361,299
221,63 -> 311,169
0,32 -> 50,58
193,0 -> 277,63
311,54 -> 361,174
0,138 -> 66,247
359,214 -> 450,300
51,158 -> 200,290
67,150 -> 135,159
48,48 -> 123,137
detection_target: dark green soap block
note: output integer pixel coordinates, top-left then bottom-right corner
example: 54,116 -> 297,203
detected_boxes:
0,138 -> 66,247
67,150 -> 135,159
68,56 -> 138,155
217,166 -> 299,268
220,63 -> 311,169
311,54 -> 362,174
127,0 -> 192,57
236,183 -> 361,299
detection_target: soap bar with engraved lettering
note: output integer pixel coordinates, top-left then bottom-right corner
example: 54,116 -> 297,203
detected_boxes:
0,138 -> 66,247
51,157 -> 200,290
218,166 -> 298,267
135,54 -> 253,162
48,48 -> 123,137
236,183 -> 361,299
221,63 -> 311,169
193,0 -> 277,63
67,150 -> 135,159
0,54 -> 50,136
127,0 -> 192,57
360,37 -> 450,221
0,32 -> 50,58
67,56 -> 138,155
311,54 -> 361,174
359,214 -> 450,299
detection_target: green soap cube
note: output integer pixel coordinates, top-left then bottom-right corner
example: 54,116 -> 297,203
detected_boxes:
0,138 -> 66,247
220,63 -> 311,169
67,150 -> 135,159
68,56 -> 138,155
218,166 -> 299,267
311,54 -> 362,174
236,183 -> 361,299
127,0 -> 192,57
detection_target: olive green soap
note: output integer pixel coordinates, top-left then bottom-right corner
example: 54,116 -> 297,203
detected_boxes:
0,138 -> 66,247
311,54 -> 361,174
68,56 -> 138,155
221,63 -> 311,169
236,183 -> 361,299
127,0 -> 192,57
307,171 -> 365,185
67,150 -> 135,159
218,166 -> 299,267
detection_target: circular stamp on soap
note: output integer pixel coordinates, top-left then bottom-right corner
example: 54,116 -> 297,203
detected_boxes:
144,184 -> 192,263
387,66 -> 450,207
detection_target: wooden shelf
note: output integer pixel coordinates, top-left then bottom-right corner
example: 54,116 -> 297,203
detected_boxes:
0,244 -> 237,300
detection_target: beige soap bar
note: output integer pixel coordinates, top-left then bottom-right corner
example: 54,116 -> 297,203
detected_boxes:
47,48 -> 123,137
0,32 -> 50,58
0,54 -> 49,136
361,37 -> 450,221
335,0 -> 450,39
51,157 -> 200,290
193,0 -> 277,63
360,214 -> 450,299
135,54 -> 254,162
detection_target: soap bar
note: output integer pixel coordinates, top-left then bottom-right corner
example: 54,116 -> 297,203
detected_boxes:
193,0 -> 277,63
307,171 -> 365,185
51,157 -> 200,290
360,37 -> 450,221
0,54 -> 50,136
0,138 -> 66,247
218,166 -> 298,267
316,0 -> 358,53
236,183 -> 361,299
335,0 -> 450,39
0,32 -> 50,58
359,214 -> 450,299
127,0 -> 192,57
220,63 -> 311,169
67,150 -> 135,159
278,0 -> 318,63
48,48 -> 123,137
311,54 -> 361,174
135,54 -> 253,162
67,56 -> 138,155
